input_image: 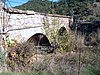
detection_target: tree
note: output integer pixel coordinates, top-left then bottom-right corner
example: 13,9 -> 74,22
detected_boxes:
15,0 -> 99,20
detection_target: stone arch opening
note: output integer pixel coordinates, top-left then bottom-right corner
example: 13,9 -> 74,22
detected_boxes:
58,27 -> 67,36
27,33 -> 51,46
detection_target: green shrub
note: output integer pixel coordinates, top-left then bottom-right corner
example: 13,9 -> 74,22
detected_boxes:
57,31 -> 74,52
44,18 -> 74,52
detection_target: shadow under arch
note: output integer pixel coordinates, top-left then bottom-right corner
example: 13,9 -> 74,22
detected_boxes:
58,26 -> 67,36
27,33 -> 51,46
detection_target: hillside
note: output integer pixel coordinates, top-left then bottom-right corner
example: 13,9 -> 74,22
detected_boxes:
15,0 -> 51,13
15,0 -> 89,15
14,0 -> 91,14
15,0 -> 100,20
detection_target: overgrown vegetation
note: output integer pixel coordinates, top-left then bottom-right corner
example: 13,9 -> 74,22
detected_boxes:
6,42 -> 35,72
44,18 -> 74,52
4,45 -> 100,75
3,14 -> 99,75
0,0 -> 99,74
0,71 -> 50,75
80,47 -> 100,75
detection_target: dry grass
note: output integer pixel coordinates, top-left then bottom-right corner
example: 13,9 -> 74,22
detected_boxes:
5,41 -> 100,75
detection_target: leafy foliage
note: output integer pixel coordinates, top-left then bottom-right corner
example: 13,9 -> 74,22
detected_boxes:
44,18 -> 74,52
15,0 -> 100,19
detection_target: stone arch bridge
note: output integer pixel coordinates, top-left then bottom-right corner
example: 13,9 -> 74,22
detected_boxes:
0,8 -> 72,47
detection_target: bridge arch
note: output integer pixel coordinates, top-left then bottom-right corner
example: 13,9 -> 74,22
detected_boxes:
27,33 -> 51,46
58,26 -> 67,36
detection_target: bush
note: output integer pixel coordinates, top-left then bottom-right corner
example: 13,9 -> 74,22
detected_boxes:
6,42 -> 35,72
57,31 -> 74,52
